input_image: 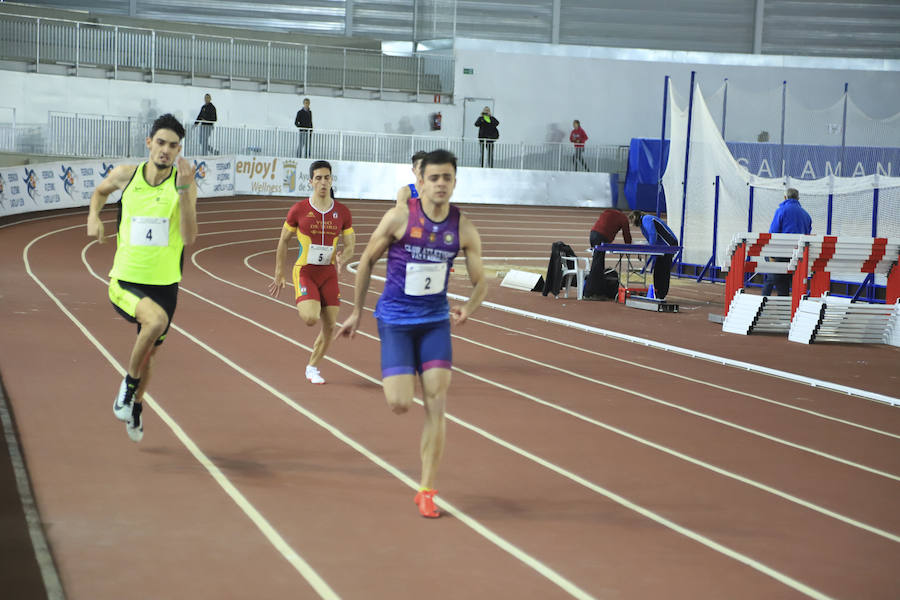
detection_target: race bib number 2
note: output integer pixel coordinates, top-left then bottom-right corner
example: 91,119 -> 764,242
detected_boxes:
130,216 -> 169,247
405,262 -> 447,296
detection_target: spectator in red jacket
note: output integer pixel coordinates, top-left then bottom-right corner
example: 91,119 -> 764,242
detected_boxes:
570,120 -> 589,172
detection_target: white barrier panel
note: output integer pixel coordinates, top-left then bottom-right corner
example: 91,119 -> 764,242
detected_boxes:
232,155 -> 616,207
2,154 -> 614,218
0,158 -> 127,217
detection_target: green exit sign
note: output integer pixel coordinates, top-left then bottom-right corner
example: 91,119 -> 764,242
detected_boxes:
463,68 -> 474,75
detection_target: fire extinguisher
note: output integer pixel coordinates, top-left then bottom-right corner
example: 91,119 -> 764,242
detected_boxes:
430,112 -> 442,131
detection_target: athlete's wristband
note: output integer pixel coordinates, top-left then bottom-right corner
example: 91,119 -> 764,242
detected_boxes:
176,184 -> 191,190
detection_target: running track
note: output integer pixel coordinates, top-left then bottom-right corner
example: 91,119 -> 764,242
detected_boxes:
1,197 -> 898,599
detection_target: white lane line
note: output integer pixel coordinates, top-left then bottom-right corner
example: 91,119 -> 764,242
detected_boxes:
182,241 -> 837,599
71,235 -> 597,599
229,247 -> 900,543
86,220 -> 894,407
23,225 -> 342,600
458,316 -> 900,440
0,383 -> 65,600
238,242 -> 900,476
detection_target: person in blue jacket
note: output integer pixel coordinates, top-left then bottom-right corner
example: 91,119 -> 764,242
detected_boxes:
762,188 -> 812,296
630,211 -> 678,300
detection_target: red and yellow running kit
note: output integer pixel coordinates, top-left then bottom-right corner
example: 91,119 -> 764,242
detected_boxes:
283,198 -> 353,306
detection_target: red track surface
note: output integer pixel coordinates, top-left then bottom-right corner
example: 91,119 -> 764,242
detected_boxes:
1,197 -> 898,599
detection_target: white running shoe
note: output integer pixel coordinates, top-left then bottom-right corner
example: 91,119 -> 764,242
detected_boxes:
126,402 -> 144,443
113,378 -> 133,422
305,365 -> 325,385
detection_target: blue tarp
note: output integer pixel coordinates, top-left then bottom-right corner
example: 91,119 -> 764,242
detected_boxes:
625,138 -> 669,213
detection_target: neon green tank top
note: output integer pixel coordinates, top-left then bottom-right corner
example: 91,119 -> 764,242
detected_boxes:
109,163 -> 185,285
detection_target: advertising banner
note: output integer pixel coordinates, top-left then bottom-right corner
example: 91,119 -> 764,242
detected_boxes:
232,155 -> 616,207
0,158 -> 126,218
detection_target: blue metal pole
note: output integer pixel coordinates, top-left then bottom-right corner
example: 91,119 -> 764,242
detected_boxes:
872,187 -> 879,237
841,83 -> 848,171
748,185 -> 754,231
656,75 -> 669,218
712,175 -> 720,265
826,193 -> 833,234
678,70 -> 696,266
780,80 -> 786,178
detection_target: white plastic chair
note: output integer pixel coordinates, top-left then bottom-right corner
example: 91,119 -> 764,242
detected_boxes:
560,255 -> 590,300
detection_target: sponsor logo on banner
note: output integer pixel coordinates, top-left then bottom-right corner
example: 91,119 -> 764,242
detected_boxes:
100,162 -> 115,178
283,160 -> 297,192
236,157 -> 281,195
23,167 -> 39,203
5,171 -> 25,209
213,160 -> 233,194
59,165 -> 77,199
193,159 -> 208,190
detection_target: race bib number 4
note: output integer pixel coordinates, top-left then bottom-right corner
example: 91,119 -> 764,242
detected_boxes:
130,216 -> 169,247
405,262 -> 447,296
307,243 -> 334,265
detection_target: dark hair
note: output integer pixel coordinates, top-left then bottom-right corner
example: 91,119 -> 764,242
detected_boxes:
786,188 -> 799,199
420,149 -> 457,173
309,160 -> 332,179
411,150 -> 427,165
149,113 -> 185,140
630,210 -> 644,227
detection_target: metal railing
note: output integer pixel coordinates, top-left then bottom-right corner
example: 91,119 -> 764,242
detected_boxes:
4,113 -> 629,175
0,13 -> 454,96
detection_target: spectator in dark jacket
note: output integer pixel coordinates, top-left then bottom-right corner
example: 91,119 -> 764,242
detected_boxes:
193,93 -> 217,155
475,107 -> 499,168
762,188 -> 812,296
294,98 -> 313,158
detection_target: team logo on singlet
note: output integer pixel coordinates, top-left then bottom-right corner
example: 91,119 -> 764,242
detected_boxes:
410,227 -> 423,239
443,232 -> 455,245
300,286 -> 308,295
429,233 -> 436,242
333,212 -> 338,219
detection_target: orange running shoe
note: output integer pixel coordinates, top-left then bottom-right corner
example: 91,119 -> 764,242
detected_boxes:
414,489 -> 440,518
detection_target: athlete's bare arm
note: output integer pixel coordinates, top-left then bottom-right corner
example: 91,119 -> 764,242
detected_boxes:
334,205 -> 408,339
450,213 -> 488,326
175,157 -> 198,246
336,229 -> 356,273
268,224 -> 294,297
86,164 -> 137,243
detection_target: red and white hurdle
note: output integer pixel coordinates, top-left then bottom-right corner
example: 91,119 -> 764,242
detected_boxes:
722,233 -> 900,344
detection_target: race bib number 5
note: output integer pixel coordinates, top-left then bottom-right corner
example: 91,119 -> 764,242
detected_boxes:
130,216 -> 169,247
307,243 -> 334,265
405,262 -> 447,296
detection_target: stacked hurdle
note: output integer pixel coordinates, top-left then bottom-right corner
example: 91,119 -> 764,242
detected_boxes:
787,236 -> 900,344
722,233 -> 807,335
723,233 -> 900,343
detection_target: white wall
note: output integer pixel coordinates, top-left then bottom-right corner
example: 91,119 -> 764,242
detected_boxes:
452,39 -> 900,146
2,38 -> 898,147
0,71 -> 449,137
